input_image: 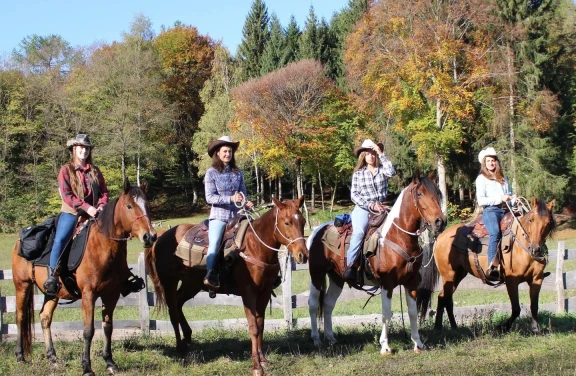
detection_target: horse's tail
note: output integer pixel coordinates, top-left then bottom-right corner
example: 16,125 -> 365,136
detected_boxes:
21,284 -> 35,355
317,277 -> 326,321
417,237 -> 439,321
145,232 -> 166,310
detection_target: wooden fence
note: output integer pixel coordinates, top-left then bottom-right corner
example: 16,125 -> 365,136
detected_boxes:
0,241 -> 574,339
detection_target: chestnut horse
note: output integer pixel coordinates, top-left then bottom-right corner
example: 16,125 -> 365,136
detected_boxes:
12,179 -> 157,376
307,173 -> 446,354
417,198 -> 556,333
146,196 -> 308,376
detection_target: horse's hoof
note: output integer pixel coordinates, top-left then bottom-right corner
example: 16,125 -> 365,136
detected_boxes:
106,365 -> 118,375
326,336 -> 337,345
380,349 -> 393,356
260,361 -> 269,369
83,372 -> 96,376
313,339 -> 321,346
16,356 -> 27,363
252,368 -> 264,376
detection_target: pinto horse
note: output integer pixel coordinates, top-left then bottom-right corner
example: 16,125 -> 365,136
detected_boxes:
146,196 -> 308,376
418,198 -> 556,333
307,173 -> 446,354
12,179 -> 157,376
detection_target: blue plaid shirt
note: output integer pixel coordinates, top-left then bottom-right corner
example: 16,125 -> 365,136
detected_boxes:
351,154 -> 396,210
205,166 -> 248,222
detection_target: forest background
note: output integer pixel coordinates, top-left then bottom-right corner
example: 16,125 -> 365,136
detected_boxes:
0,0 -> 575,232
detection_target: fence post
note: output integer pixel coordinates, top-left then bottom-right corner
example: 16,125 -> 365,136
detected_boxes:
556,241 -> 565,314
281,250 -> 293,330
0,288 -> 3,343
138,252 -> 150,334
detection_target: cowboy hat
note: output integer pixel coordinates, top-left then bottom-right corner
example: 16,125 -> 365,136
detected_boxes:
353,139 -> 384,157
67,134 -> 94,150
208,136 -> 240,157
478,147 -> 498,164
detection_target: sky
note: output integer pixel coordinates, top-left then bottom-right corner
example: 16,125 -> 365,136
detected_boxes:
0,0 -> 352,58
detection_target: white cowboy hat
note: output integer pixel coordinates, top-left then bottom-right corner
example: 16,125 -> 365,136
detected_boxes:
478,147 -> 498,164
353,139 -> 384,157
208,135 -> 240,157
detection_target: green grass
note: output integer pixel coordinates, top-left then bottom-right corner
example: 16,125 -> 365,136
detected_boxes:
0,314 -> 575,375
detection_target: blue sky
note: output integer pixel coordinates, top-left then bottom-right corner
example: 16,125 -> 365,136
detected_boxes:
0,0 -> 351,58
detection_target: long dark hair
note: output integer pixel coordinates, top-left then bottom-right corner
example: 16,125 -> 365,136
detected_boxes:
479,156 -> 505,184
211,146 -> 239,172
67,146 -> 100,199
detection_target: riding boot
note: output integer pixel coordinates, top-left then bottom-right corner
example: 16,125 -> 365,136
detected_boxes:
272,274 -> 282,289
342,265 -> 359,283
43,267 -> 61,296
204,269 -> 220,289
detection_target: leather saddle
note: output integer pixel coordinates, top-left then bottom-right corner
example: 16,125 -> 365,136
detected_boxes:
184,215 -> 248,253
452,212 -> 515,254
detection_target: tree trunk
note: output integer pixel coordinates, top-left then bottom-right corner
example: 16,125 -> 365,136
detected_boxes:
330,178 -> 337,215
459,185 -> 464,202
436,97 -> 448,214
310,180 -> 315,210
260,170 -> 265,205
269,178 -> 273,201
296,158 -> 303,198
318,170 -> 325,211
278,178 -> 282,200
506,41 -> 518,193
254,158 -> 260,204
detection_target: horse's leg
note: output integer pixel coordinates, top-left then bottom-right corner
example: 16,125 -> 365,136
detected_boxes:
323,276 -> 343,344
101,293 -> 120,375
80,292 -> 97,376
308,280 -> 322,346
15,279 -> 34,363
176,280 -> 196,346
528,278 -> 543,334
501,277 -> 521,332
405,284 -> 424,353
379,289 -> 394,356
255,291 -> 272,370
444,269 -> 467,329
242,291 -> 263,376
39,296 -> 59,365
164,278 -> 186,354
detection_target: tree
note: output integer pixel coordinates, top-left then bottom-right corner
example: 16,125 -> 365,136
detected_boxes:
260,14 -> 285,75
282,16 -> 301,65
237,0 -> 270,80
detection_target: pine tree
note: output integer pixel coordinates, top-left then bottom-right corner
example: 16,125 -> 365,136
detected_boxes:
260,14 -> 285,75
299,6 -> 320,60
237,0 -> 270,80
282,16 -> 301,65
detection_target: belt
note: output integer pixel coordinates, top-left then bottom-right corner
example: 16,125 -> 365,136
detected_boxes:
485,203 -> 507,210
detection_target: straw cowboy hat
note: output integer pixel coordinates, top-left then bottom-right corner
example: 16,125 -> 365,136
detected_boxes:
208,136 -> 240,157
478,147 -> 498,164
353,139 -> 384,157
67,134 -> 94,150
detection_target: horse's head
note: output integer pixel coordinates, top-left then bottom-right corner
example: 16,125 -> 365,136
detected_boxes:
271,196 -> 308,264
409,171 -> 447,237
517,198 -> 556,255
101,178 -> 157,248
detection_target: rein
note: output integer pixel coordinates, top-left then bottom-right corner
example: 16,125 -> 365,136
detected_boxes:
94,210 -> 150,242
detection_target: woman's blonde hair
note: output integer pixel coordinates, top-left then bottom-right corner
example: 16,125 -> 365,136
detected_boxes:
479,156 -> 505,184
354,150 -> 381,172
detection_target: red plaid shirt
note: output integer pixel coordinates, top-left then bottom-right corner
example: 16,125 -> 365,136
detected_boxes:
58,164 -> 109,214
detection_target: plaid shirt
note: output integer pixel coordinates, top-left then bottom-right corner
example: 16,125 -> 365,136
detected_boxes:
350,154 -> 396,210
205,166 -> 248,222
58,163 -> 109,214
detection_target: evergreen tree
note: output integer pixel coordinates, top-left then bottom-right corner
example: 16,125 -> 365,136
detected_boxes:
260,14 -> 285,75
282,16 -> 301,65
299,6 -> 320,60
237,0 -> 270,80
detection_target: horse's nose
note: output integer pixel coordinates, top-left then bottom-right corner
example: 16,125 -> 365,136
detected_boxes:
143,232 -> 155,247
151,233 -> 157,242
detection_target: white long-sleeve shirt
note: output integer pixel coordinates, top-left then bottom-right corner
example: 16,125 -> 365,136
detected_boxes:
475,174 -> 512,207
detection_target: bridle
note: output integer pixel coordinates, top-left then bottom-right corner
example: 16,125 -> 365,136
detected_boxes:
389,182 -> 436,237
508,203 -> 551,259
243,207 -> 306,252
95,197 -> 152,242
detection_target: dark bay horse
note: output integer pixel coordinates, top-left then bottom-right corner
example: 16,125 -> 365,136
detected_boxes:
307,173 -> 446,354
146,196 -> 308,376
418,198 -> 556,333
12,179 -> 157,376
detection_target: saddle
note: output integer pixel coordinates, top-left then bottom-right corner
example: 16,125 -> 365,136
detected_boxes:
174,215 -> 251,268
452,212 -> 515,255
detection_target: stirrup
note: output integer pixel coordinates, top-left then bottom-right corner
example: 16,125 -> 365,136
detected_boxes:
43,276 -> 61,297
121,273 -> 145,297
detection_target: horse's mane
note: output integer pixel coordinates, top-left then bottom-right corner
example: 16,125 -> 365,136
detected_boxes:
536,199 -> 557,236
418,176 -> 443,203
98,186 -> 147,237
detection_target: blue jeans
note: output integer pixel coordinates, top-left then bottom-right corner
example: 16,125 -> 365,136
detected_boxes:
482,206 -> 505,265
50,213 -> 77,269
206,219 -> 227,271
346,205 -> 369,267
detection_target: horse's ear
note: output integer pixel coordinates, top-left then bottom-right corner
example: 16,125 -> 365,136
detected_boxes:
531,197 -> 538,208
427,170 -> 437,183
272,197 -> 285,210
412,169 -> 421,184
123,178 -> 131,194
296,195 -> 305,208
547,199 -> 556,212
140,179 -> 148,194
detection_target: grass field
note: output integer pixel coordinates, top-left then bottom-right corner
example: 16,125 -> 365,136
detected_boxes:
0,314 -> 575,375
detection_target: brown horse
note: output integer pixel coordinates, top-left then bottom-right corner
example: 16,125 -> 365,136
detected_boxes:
12,179 -> 157,376
307,173 -> 446,354
417,198 -> 556,333
146,196 -> 308,376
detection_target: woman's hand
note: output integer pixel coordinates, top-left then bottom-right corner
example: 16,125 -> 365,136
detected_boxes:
245,201 -> 254,210
87,206 -> 99,217
501,194 -> 512,202
231,192 -> 244,203
372,144 -> 383,156
370,202 -> 384,213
